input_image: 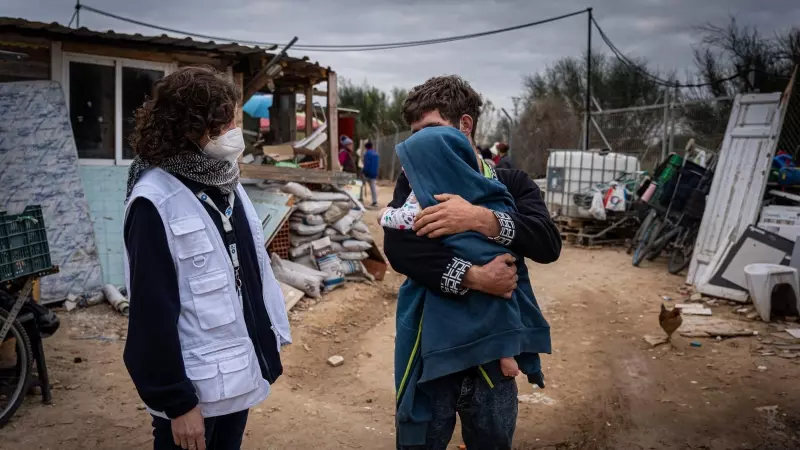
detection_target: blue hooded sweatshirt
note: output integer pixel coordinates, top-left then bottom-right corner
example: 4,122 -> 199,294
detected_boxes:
393,127 -> 551,446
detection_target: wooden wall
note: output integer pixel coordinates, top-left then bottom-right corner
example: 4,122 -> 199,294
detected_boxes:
0,34 -> 50,82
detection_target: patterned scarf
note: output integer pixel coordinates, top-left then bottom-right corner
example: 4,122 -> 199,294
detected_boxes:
125,152 -> 240,201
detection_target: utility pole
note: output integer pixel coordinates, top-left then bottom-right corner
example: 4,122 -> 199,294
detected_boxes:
76,0 -> 80,28
583,7 -> 593,151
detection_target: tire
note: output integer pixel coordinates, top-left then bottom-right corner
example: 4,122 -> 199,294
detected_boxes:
630,210 -> 656,256
0,307 -> 34,428
633,216 -> 661,267
668,228 -> 698,275
646,225 -> 681,262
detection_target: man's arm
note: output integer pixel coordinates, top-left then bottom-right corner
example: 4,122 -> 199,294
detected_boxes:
411,169 -> 561,264
383,173 -> 516,297
491,169 -> 562,264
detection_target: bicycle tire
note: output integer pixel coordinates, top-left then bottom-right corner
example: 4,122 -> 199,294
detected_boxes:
668,228 -> 698,275
647,225 -> 682,262
0,306 -> 34,428
633,216 -> 661,267
631,209 -> 657,251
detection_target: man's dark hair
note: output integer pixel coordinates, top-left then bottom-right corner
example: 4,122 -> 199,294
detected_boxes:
365,141 -> 373,149
129,66 -> 240,165
402,75 -> 483,138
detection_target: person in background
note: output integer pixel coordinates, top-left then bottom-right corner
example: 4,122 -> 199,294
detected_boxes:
495,142 -> 513,170
339,135 -> 358,174
123,66 -> 291,450
478,145 -> 493,161
362,141 -> 380,207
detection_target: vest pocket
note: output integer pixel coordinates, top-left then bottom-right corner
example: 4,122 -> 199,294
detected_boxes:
188,270 -> 236,330
169,216 -> 214,260
184,338 -> 259,403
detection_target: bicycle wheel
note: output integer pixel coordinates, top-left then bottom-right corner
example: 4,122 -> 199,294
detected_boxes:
646,224 -> 681,262
632,216 -> 661,267
630,209 -> 657,252
0,306 -> 34,427
668,228 -> 698,275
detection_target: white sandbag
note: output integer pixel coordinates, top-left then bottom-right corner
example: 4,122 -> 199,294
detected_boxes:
308,191 -> 350,202
338,251 -> 369,261
289,242 -> 312,259
351,221 -> 369,233
342,239 -> 372,252
290,232 -> 323,247
323,202 -> 351,224
324,227 -> 349,241
342,261 -> 375,281
270,254 -> 325,298
349,229 -> 374,244
302,214 -> 325,226
297,200 -> 332,215
331,209 -> 365,235
289,222 -> 326,236
330,241 -> 345,253
311,237 -> 345,292
281,182 -> 313,199
291,254 -> 317,270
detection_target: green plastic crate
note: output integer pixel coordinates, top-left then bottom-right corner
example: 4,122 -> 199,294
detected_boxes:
0,206 -> 53,283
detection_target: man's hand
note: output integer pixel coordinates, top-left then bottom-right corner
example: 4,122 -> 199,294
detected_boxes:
462,254 -> 518,298
172,406 -> 205,450
414,194 -> 500,238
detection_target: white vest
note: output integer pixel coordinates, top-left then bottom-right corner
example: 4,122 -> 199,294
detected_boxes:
124,168 -> 291,418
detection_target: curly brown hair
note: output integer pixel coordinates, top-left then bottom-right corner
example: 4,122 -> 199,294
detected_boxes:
402,75 -> 483,138
128,66 -> 240,164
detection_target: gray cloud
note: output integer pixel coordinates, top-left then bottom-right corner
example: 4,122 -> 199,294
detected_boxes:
6,0 -> 800,111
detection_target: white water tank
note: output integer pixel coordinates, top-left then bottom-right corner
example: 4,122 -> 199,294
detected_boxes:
546,150 -> 640,218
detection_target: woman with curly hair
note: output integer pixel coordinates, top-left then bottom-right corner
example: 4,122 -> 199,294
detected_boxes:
122,66 -> 291,450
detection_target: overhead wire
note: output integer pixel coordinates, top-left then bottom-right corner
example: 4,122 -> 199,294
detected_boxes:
76,3 -> 589,52
591,16 -> 745,88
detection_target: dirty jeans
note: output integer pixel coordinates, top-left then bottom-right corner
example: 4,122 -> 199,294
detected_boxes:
398,370 -> 518,450
367,177 -> 378,205
152,410 -> 249,450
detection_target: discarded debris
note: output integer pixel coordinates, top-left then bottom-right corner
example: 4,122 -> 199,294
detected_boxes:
785,329 -> 800,339
690,341 -> 702,347
755,405 -> 778,413
690,293 -> 703,302
757,365 -> 768,372
327,355 -> 345,367
643,335 -> 669,347
102,284 -> 130,316
679,316 -> 758,338
675,304 -> 713,316
735,307 -> 752,314
518,392 -> 556,405
746,312 -> 761,321
303,344 -> 311,352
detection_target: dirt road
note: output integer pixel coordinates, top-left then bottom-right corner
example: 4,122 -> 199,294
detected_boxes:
3,189 -> 800,449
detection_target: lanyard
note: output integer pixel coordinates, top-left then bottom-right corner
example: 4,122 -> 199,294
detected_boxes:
196,191 -> 243,308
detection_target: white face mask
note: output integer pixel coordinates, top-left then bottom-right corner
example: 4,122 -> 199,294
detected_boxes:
203,127 -> 245,162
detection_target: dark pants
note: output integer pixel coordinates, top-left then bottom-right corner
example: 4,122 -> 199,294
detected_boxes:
152,410 -> 249,450
398,371 -> 518,450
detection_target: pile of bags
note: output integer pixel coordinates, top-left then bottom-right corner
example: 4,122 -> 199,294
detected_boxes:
270,182 -> 375,298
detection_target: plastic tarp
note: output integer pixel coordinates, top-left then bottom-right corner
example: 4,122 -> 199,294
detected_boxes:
0,81 -> 103,302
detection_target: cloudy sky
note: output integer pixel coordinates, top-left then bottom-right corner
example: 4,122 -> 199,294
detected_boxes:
7,0 -> 800,111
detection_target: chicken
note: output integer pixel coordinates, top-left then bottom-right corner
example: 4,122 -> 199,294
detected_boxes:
659,303 -> 682,341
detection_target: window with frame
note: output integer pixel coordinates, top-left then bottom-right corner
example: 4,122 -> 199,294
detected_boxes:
63,53 -> 171,164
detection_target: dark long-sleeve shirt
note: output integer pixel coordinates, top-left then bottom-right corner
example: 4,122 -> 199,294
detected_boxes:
383,168 -> 560,295
123,176 -> 282,419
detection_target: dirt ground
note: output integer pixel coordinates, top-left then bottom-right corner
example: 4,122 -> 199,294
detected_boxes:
3,186 -> 800,450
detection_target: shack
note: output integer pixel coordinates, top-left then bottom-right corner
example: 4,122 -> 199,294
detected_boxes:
0,17 -> 339,300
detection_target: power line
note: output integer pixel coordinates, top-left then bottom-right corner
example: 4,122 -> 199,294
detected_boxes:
77,3 -> 589,52
591,16 -> 745,88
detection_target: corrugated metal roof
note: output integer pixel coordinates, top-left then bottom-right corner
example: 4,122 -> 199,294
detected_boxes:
0,17 -> 275,56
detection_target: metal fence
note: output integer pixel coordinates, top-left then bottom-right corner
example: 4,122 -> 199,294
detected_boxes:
778,73 -> 800,157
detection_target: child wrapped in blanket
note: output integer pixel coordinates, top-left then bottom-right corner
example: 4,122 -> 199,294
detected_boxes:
380,176 -> 521,377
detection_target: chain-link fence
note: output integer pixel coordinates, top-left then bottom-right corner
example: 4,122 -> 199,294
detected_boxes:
778,73 -> 800,157
372,129 -> 411,181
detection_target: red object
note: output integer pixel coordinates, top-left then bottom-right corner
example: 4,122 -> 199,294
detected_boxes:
338,116 -> 356,145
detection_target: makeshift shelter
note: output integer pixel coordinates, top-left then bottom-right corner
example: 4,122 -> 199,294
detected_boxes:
0,17 -> 338,300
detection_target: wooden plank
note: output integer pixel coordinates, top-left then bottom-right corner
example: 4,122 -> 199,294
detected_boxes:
327,71 -> 339,171
279,281 -> 304,311
239,163 -> 355,185
305,85 -> 313,135
233,72 -> 244,128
